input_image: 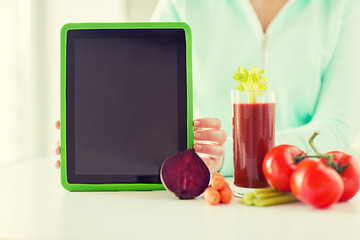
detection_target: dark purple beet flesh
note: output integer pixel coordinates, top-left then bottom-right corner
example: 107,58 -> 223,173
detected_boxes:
160,148 -> 210,199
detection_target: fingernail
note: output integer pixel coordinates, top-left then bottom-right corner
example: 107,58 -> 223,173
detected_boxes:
56,146 -> 61,155
194,133 -> 200,139
55,160 -> 60,169
55,121 -> 60,129
193,120 -> 200,126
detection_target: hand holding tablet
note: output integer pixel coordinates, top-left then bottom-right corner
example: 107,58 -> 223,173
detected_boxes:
59,22 -> 227,191
193,118 -> 227,174
54,118 -> 227,174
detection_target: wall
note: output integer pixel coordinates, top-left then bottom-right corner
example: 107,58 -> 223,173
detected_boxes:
127,0 -> 158,21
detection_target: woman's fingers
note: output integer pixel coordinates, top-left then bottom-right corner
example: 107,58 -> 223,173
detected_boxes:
193,118 -> 226,173
194,143 -> 224,157
55,146 -> 61,155
194,129 -> 227,144
200,155 -> 222,174
55,120 -> 61,169
55,159 -> 60,169
55,120 -> 60,130
193,118 -> 221,130
54,139 -> 60,154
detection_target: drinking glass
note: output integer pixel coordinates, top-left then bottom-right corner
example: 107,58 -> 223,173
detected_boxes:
231,90 -> 276,198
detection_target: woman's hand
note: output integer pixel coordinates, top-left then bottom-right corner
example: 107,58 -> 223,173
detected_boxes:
193,118 -> 227,174
54,118 -> 228,173
54,120 -> 61,169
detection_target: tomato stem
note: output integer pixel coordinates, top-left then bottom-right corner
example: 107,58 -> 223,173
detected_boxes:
294,154 -> 328,162
307,131 -> 347,172
297,131 -> 351,174
308,131 -> 321,155
293,153 -> 307,164
338,162 -> 351,174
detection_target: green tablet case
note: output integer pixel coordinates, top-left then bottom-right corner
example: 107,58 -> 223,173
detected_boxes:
60,22 -> 193,191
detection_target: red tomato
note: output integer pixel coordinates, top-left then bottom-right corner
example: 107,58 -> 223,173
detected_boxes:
326,151 -> 360,202
262,144 -> 306,192
290,159 -> 344,208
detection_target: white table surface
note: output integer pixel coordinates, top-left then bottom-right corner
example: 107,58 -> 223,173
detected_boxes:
1,158 -> 360,240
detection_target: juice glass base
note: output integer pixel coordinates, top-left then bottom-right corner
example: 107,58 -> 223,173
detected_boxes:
233,186 -> 269,199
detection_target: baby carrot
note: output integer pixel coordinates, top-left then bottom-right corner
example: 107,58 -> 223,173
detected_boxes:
220,184 -> 232,204
204,186 -> 221,205
211,172 -> 226,191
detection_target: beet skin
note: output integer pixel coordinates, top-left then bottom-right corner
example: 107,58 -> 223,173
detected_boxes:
160,148 -> 210,199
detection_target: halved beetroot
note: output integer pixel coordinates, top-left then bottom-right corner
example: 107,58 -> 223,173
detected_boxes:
160,148 -> 210,199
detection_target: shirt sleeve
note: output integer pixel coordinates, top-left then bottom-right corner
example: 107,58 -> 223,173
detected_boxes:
276,0 -> 360,157
150,0 -> 181,22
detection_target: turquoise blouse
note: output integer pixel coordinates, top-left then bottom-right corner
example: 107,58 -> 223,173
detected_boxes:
151,0 -> 360,176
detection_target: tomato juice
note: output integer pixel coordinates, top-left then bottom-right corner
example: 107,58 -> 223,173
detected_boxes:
233,102 -> 275,188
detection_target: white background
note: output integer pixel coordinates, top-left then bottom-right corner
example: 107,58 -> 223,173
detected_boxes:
0,0 -> 359,168
0,0 -> 158,167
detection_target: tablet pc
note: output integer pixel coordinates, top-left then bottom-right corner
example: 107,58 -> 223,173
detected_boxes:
60,22 -> 193,191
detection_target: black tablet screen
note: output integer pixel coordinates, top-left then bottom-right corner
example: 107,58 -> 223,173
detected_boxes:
66,29 -> 187,184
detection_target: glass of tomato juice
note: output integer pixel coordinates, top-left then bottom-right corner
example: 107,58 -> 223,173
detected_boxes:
231,90 -> 276,198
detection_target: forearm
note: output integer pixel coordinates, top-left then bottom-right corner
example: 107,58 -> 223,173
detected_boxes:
276,118 -> 359,157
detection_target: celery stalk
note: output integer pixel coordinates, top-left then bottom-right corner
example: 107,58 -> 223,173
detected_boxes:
254,192 -> 285,199
254,194 -> 298,207
253,187 -> 278,194
242,192 -> 256,205
248,92 -> 257,104
232,66 -> 268,102
239,188 -> 299,207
